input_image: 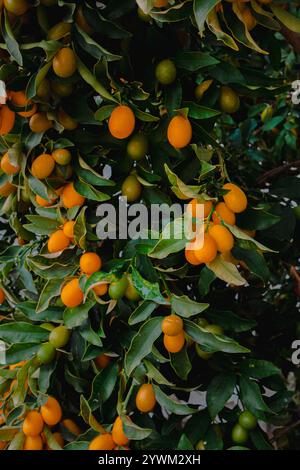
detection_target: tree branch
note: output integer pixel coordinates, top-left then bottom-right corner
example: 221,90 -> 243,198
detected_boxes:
257,160 -> 300,186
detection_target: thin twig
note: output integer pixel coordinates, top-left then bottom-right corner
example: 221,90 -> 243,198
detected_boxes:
257,160 -> 300,186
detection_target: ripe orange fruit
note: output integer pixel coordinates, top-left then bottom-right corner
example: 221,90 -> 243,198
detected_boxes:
219,86 -> 240,114
154,0 -> 169,7
3,0 -> 29,16
189,233 -> 217,264
63,220 -> 76,239
62,182 -> 85,209
93,283 -> 108,297
61,419 -> 81,436
57,108 -> 78,130
40,396 -> 62,426
163,331 -> 185,353
52,148 -> 71,166
121,175 -> 142,202
10,90 -> 37,117
61,278 -> 83,308
89,433 -> 115,451
112,416 -> 129,447
0,181 -> 15,197
187,198 -> 213,219
23,435 -> 43,451
22,410 -> 44,437
136,384 -> 156,413
52,47 -> 77,78
31,153 -> 55,179
48,230 -> 70,253
209,224 -> 234,253
35,194 -> 56,207
80,252 -> 102,275
108,105 -> 135,140
212,202 -> 236,225
185,247 -> 201,265
223,183 -> 248,213
51,81 -> 73,97
95,354 -> 110,369
1,152 -> 20,175
29,112 -> 53,133
167,115 -> 192,149
162,315 -> 183,336
0,105 -> 15,135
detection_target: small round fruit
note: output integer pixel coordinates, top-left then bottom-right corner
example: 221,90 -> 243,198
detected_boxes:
155,59 -> 177,85
163,331 -> 185,353
121,175 -> 142,202
108,105 -> 135,140
31,154 -> 55,179
191,233 -> 217,264
219,86 -> 240,114
162,315 -> 183,336
124,275 -> 140,301
63,220 -> 76,239
52,148 -> 71,166
23,435 -> 43,451
238,411 -> 257,431
22,410 -> 44,437
136,384 -> 156,413
4,0 -> 29,16
167,115 -> 192,149
80,252 -> 102,275
93,283 -> 108,297
62,182 -> 85,209
208,224 -> 234,253
212,202 -> 236,226
61,278 -> 83,308
112,416 -> 129,447
37,342 -> 56,364
187,198 -> 213,219
95,354 -> 110,369
35,195 -> 56,207
0,288 -> 5,304
0,181 -> 15,197
41,396 -> 62,426
53,47 -> 77,78
48,230 -> 70,253
57,108 -> 78,130
49,325 -> 70,349
89,433 -> 115,451
29,112 -> 53,133
51,81 -> 73,97
37,79 -> 51,100
127,133 -> 148,160
223,183 -> 248,213
0,105 -> 15,135
40,323 -> 55,332
1,152 -> 20,175
61,419 -> 81,436
231,423 -> 248,444
195,344 -> 213,360
10,90 -> 37,118
154,0 -> 169,6
108,276 -> 128,300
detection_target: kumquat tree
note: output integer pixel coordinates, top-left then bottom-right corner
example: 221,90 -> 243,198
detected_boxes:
0,0 -> 300,455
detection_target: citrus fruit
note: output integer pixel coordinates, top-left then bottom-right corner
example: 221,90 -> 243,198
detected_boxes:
238,410 -> 257,430
93,283 -> 108,297
63,220 -> 76,239
95,354 -> 111,369
49,325 -> 70,348
0,105 -> 15,135
89,433 -> 115,450
190,233 -> 217,264
23,435 -> 43,451
62,182 -> 85,209
22,410 -> 44,437
208,224 -> 234,253
35,195 -> 56,207
53,47 -> 77,78
31,153 -> 55,179
37,342 -> 56,364
155,59 -> 177,85
1,152 -> 20,175
167,115 -> 192,149
161,315 -> 183,336
231,423 -> 248,444
212,202 -> 236,225
163,331 -> 185,353
29,112 -> 53,133
121,175 -> 142,202
61,419 -> 81,436
124,275 -> 140,301
219,86 -> 240,114
4,0 -> 29,16
108,276 -> 128,300
127,133 -> 148,160
57,108 -> 78,130
48,230 -> 70,253
187,198 -> 213,219
61,278 -> 83,308
112,416 -> 129,447
223,183 -> 248,213
136,384 -> 156,413
52,148 -> 71,165
80,252 -> 102,275
108,105 -> 135,139
40,396 -> 62,426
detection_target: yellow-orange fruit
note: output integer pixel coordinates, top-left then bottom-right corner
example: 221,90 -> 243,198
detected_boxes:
89,433 -> 115,451
187,198 -> 213,219
23,435 -> 43,451
57,108 -> 78,130
31,154 -> 55,179
161,315 -> 183,336
0,288 -> 5,305
212,202 -> 236,225
108,105 -> 135,140
209,224 -> 234,253
40,396 -> 62,426
61,419 -> 81,436
61,278 -> 83,308
112,416 -> 129,447
223,183 -> 248,213
10,90 -> 37,117
29,112 -> 53,133
167,115 -> 192,149
1,152 -> 19,175
62,182 -> 85,209
0,181 -> 16,197
154,0 -> 169,6
136,384 -> 156,413
3,0 -> 29,16
185,247 -> 202,265
163,331 -> 185,353
93,283 -> 108,296
79,252 -> 102,275
22,411 -> 44,437
48,230 -> 70,253
95,354 -> 110,369
0,105 -> 15,135
35,194 -> 56,207
190,233 -> 217,264
52,47 -> 77,78
52,148 -> 71,166
63,220 -> 76,239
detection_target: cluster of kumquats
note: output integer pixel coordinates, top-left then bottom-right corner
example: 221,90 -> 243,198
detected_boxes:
184,183 -> 252,266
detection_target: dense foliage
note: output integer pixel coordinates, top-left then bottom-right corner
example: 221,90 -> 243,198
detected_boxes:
0,0 -> 299,451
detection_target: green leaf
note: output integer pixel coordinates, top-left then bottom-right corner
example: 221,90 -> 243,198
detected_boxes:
36,278 -> 64,313
125,317 -> 164,376
122,416 -> 153,440
63,300 -> 95,328
2,11 -> 23,65
76,56 -> 117,103
206,8 -> 239,51
170,294 -> 209,318
206,310 -> 256,333
128,300 -> 158,325
170,347 -> 191,381
88,362 -> 118,409
74,179 -> 111,202
177,434 -> 194,450
207,255 -> 246,286
80,395 -> 106,433
233,246 -> 270,283
16,302 -> 63,322
207,372 -> 236,419
153,385 -> 198,415
174,51 -> 219,71
43,425 -> 63,450
74,24 -> 121,62
131,267 -> 168,304
184,320 -> 249,353
74,206 -> 87,250
0,322 -> 49,344
194,0 -> 222,35
184,101 -> 221,120
144,359 -> 174,386
239,376 -> 273,414
240,360 -> 281,379
94,105 -> 116,121
198,266 -> 216,296
3,343 -> 40,365
270,5 -> 300,33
